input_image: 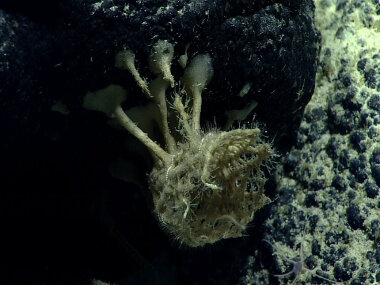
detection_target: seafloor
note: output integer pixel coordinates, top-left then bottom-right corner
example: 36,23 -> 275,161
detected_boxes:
0,0 -> 379,284
239,0 -> 380,284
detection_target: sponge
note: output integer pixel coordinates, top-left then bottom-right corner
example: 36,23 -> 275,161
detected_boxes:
86,40 -> 274,247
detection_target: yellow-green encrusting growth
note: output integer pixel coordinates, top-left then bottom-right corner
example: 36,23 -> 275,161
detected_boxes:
85,40 -> 274,247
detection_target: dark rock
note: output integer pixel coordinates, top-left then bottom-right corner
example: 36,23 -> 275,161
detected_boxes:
283,150 -> 301,175
346,204 -> 364,230
349,155 -> 368,183
364,182 -> 379,198
331,176 -> 347,192
368,94 -> 380,111
349,130 -> 366,152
